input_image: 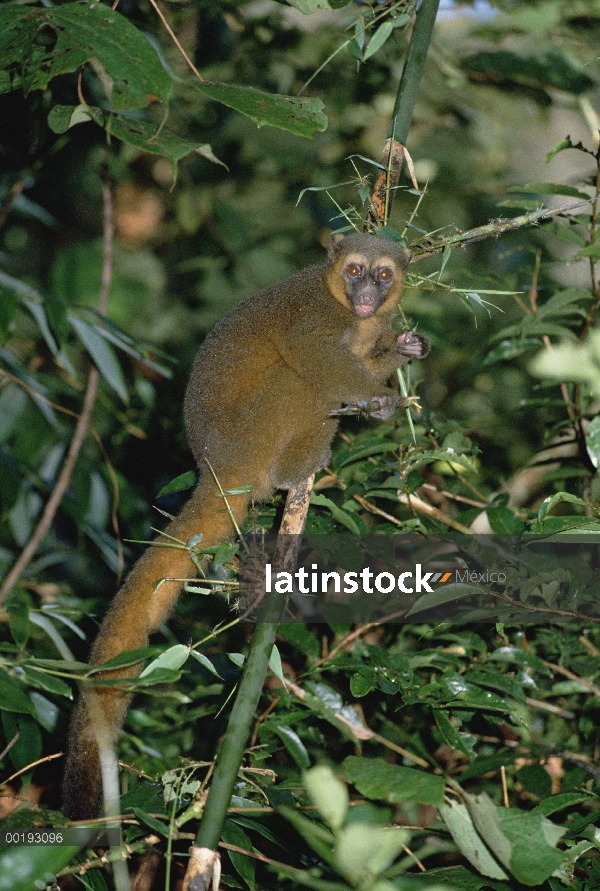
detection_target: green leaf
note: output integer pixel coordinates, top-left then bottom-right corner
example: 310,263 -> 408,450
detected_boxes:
0,9 -> 38,69
515,763 -> 552,798
335,440 -> 398,468
433,709 -> 472,756
347,38 -> 364,62
157,471 -> 197,497
21,665 -> 73,698
350,671 -> 376,697
405,584 -> 482,618
342,757 -> 444,806
409,447 -> 477,474
140,644 -> 190,676
497,197 -> 540,211
551,220 -> 587,247
546,136 -> 575,163
537,492 -> 588,521
439,800 -> 508,880
0,5 -> 172,110
131,807 -> 172,837
486,505 -> 525,534
461,50 -> 593,95
0,845 -> 81,891
222,819 -> 256,889
392,13 -> 411,29
70,316 -> 128,402
0,669 -> 35,714
2,711 -> 42,770
190,650 -> 224,680
310,493 -> 362,533
192,83 -> 327,139
439,676 -> 513,714
49,107 -> 227,178
534,792 -> 595,816
513,182 -> 590,200
6,596 -> 30,649
0,289 -> 18,343
29,692 -> 57,733
575,243 -> 600,259
532,516 -> 600,533
463,669 -> 526,703
494,807 -> 565,885
87,647 -> 158,673
268,644 -> 286,686
484,337 -> 542,365
21,297 -> 59,355
536,288 -> 592,316
273,725 -> 310,771
277,624 -> 320,658
489,647 -> 550,675
335,823 -> 409,880
304,765 -> 348,829
46,103 -> 94,133
363,21 -> 394,61
397,865 -> 508,890
230,815 -> 283,847
127,668 -> 182,687
498,320 -> 577,340
552,840 -> 596,884
278,806 -> 337,866
210,541 -> 239,567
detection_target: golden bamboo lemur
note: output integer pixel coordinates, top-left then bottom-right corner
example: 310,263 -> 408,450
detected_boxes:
63,232 -> 430,820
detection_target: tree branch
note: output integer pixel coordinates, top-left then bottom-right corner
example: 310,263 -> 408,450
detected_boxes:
410,201 -> 590,262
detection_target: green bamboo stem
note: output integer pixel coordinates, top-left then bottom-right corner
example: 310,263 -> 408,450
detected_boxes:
192,477 -> 314,860
193,595 -> 285,850
389,0 -> 441,143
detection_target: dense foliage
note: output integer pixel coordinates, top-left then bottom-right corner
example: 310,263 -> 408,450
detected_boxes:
1,0 -> 600,888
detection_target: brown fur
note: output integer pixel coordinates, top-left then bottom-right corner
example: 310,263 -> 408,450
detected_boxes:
63,233 -> 425,820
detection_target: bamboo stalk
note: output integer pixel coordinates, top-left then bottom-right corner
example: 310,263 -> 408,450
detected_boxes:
389,0 -> 440,143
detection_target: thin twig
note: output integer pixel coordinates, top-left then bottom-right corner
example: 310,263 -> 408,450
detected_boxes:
489,591 -> 600,627
396,493 -> 473,534
419,483 -> 487,509
0,178 -> 26,231
146,0 -> 205,83
3,751 -> 63,785
542,659 -> 600,698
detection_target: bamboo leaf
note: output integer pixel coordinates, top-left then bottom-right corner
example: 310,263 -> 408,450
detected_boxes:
363,21 -> 394,61
192,83 -> 327,139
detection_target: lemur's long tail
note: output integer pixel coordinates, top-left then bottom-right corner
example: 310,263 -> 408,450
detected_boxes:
63,479 -> 249,820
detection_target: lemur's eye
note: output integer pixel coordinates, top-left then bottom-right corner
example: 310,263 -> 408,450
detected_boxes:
346,263 -> 362,278
378,267 -> 393,282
